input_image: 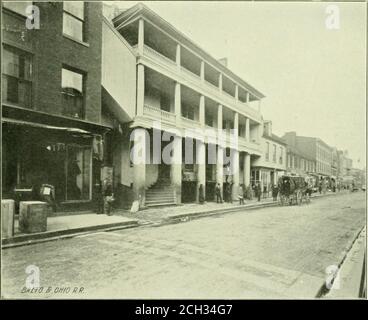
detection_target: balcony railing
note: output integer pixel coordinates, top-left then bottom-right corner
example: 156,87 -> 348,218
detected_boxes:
181,66 -> 201,82
143,104 -> 176,123
181,116 -> 200,128
134,44 -> 262,122
143,45 -> 177,67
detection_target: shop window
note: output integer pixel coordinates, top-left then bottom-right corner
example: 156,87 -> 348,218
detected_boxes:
61,68 -> 84,118
272,144 -> 276,162
2,46 -> 32,108
66,145 -> 91,201
63,1 -> 85,42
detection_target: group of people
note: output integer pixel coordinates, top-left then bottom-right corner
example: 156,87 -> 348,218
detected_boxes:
214,181 -> 279,205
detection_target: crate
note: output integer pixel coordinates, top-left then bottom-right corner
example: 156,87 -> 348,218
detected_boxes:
2,199 -> 15,238
19,201 -> 48,233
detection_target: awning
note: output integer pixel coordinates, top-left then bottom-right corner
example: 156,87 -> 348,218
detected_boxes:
2,117 -> 93,136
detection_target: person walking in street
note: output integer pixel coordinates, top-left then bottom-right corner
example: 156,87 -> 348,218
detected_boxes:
318,178 -> 322,194
272,184 -> 279,201
238,184 -> 245,205
215,183 -> 223,203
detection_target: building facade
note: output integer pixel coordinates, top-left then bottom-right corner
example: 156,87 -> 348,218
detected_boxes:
282,132 -> 332,178
282,132 -> 316,176
2,2 -> 111,212
106,3 -> 266,207
251,121 -> 286,193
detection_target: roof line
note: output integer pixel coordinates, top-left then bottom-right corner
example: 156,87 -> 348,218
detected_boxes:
113,2 -> 266,99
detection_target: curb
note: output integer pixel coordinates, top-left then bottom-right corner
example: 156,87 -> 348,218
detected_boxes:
315,225 -> 366,298
2,220 -> 138,249
1,191 -> 350,248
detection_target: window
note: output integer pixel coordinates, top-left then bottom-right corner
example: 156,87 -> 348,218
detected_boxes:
61,68 -> 84,118
272,144 -> 276,162
3,1 -> 32,16
265,142 -> 269,161
2,46 -> 32,108
279,147 -> 283,164
182,103 -> 195,120
205,114 -> 214,127
63,1 -> 85,42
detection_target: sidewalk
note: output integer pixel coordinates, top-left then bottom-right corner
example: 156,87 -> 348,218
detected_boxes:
3,214 -> 138,248
115,190 -> 346,224
2,190 -> 347,248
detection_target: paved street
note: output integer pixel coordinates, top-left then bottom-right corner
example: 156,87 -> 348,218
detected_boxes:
1,192 -> 365,299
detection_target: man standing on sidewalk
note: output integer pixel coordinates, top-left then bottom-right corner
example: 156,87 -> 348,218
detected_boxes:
215,183 -> 223,203
256,182 -> 262,202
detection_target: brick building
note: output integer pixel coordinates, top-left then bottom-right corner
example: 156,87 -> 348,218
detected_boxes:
251,121 -> 287,193
2,2 -> 111,212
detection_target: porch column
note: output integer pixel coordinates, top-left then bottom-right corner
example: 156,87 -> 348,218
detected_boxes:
219,73 -> 223,92
216,104 -> 224,199
246,92 -> 250,103
138,19 -> 144,56
171,135 -> 182,204
175,82 -> 181,126
243,153 -> 251,187
231,149 -> 239,201
200,61 -> 205,82
245,118 -> 250,142
199,95 -> 205,127
176,44 -> 181,70
216,146 -> 224,199
132,128 -> 147,207
258,99 -> 261,113
196,140 -> 206,202
234,111 -> 239,134
137,64 -> 145,116
235,85 -> 239,102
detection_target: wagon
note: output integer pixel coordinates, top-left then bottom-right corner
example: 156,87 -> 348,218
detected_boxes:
278,175 -> 310,206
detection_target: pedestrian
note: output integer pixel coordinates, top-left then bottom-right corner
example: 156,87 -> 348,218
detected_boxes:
238,184 -> 244,205
198,184 -> 205,204
256,182 -> 261,202
263,185 -> 267,199
215,183 -> 223,203
102,177 -> 114,215
318,179 -> 322,194
272,184 -> 279,201
225,182 -> 231,203
229,182 -> 234,203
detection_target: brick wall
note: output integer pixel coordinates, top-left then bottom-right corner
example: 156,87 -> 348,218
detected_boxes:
2,1 -> 103,124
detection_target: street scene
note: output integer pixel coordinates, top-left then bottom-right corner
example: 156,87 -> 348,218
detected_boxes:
2,191 -> 365,299
1,1 -> 366,301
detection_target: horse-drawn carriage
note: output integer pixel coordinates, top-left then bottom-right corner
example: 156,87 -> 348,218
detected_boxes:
278,175 -> 311,206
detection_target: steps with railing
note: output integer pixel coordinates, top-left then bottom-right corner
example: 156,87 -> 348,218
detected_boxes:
145,179 -> 177,207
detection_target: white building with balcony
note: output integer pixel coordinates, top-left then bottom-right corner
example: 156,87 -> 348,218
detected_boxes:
103,3 -> 266,207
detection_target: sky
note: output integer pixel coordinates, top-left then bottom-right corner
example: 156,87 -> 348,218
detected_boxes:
108,1 -> 366,169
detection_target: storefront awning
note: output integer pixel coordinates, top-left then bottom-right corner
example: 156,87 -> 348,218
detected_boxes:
2,118 -> 93,136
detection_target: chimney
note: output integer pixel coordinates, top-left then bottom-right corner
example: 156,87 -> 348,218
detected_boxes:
283,131 -> 297,147
218,58 -> 228,68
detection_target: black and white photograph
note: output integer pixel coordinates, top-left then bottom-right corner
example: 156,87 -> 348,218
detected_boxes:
0,0 -> 366,304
